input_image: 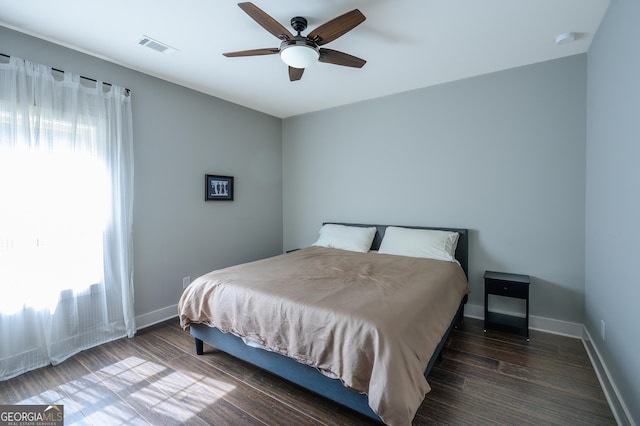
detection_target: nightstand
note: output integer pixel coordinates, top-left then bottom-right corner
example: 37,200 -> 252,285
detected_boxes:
484,270 -> 531,341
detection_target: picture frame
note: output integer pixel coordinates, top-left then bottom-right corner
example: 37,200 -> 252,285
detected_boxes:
205,174 -> 234,201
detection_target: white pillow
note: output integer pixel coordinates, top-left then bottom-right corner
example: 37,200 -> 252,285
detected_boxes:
378,226 -> 459,262
312,224 -> 377,253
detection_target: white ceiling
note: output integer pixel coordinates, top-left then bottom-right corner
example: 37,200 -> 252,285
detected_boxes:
0,0 -> 610,118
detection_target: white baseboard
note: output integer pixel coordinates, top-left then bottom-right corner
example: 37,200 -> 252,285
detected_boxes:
135,304 -> 178,330
464,303 -> 584,338
582,328 -> 635,426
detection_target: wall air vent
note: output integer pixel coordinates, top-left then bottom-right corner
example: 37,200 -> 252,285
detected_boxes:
138,36 -> 178,54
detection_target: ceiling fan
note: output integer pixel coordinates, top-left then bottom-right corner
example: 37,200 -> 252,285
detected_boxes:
223,2 -> 367,82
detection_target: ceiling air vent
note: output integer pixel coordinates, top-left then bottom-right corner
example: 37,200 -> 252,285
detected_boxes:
138,36 -> 178,54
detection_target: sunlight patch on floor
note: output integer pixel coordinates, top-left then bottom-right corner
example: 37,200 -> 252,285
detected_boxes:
14,355 -> 238,425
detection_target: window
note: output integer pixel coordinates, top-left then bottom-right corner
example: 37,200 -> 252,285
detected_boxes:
0,111 -> 110,314
0,56 -> 134,380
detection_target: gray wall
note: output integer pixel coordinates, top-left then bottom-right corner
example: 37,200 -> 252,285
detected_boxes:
586,0 -> 640,421
283,55 -> 587,324
0,26 -> 283,324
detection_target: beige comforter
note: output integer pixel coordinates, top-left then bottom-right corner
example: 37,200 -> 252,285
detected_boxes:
178,246 -> 469,425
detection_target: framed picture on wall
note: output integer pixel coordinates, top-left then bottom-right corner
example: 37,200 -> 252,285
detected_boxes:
205,174 -> 234,201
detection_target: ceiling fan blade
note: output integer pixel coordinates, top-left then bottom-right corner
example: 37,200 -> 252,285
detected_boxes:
223,48 -> 279,57
307,9 -> 366,46
238,2 -> 294,41
318,48 -> 366,68
288,67 -> 304,81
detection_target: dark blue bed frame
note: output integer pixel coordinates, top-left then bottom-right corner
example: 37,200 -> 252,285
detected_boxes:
190,223 -> 469,422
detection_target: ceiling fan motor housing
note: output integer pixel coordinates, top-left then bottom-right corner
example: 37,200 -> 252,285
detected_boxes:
290,16 -> 308,34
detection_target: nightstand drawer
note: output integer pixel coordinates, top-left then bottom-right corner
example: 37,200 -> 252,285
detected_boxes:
486,279 -> 529,299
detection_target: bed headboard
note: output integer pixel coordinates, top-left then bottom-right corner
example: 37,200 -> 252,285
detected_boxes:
324,222 -> 469,278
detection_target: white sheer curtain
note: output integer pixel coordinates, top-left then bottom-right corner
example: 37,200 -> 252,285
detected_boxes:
0,56 -> 135,380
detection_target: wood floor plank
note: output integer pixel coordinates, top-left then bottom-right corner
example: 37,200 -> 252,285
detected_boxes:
449,352 -> 615,423
438,344 -> 501,372
131,328 -> 189,363
422,378 -> 543,426
178,391 -> 266,426
137,405 -> 211,426
64,380 -> 145,426
165,353 -> 324,426
0,317 -> 617,425
497,358 -> 608,401
447,331 -> 601,385
144,320 -> 196,354
414,397 -> 500,426
246,368 -> 376,426
463,374 -> 615,425
3,365 -> 72,403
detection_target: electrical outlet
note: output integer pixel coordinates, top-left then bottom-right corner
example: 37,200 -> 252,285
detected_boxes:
600,320 -> 605,341
182,276 -> 190,289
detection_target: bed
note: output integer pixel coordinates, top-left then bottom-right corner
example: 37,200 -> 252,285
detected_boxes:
178,223 -> 469,425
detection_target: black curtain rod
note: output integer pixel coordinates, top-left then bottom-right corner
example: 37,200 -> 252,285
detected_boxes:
1,53 -> 130,95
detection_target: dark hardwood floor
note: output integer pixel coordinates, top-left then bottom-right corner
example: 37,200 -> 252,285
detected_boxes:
0,317 -> 616,425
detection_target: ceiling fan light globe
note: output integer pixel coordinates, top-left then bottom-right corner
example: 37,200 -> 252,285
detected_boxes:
280,43 -> 319,69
